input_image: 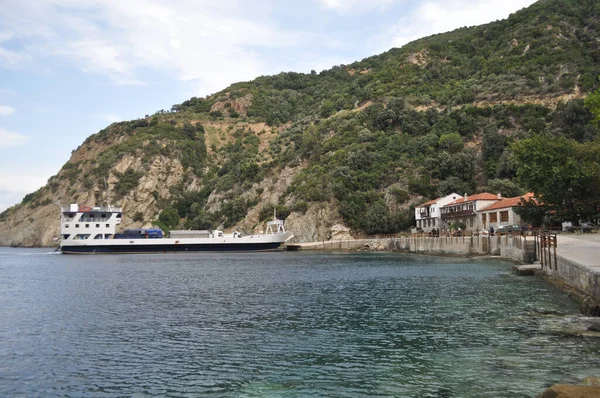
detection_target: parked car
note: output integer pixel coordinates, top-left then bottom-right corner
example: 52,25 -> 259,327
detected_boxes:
566,223 -> 598,233
496,225 -> 522,235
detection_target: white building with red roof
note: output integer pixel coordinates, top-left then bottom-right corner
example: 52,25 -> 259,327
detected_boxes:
414,193 -> 461,232
478,193 -> 536,230
440,193 -> 502,231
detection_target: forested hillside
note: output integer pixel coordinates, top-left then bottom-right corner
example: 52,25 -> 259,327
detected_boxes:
1,0 -> 600,245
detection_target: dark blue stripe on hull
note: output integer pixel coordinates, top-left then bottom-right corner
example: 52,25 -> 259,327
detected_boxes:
61,242 -> 283,254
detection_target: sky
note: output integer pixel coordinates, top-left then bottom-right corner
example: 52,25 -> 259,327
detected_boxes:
0,0 -> 537,212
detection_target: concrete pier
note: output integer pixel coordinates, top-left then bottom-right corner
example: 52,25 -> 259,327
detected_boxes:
542,234 -> 600,315
286,234 -> 536,263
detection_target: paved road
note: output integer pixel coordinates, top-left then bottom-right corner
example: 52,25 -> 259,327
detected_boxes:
556,233 -> 600,270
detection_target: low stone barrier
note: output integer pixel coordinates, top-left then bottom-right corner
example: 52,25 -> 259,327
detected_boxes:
289,234 -> 536,265
541,255 -> 600,315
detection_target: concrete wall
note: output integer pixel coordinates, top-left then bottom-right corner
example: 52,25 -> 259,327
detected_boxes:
543,255 -> 600,301
490,234 -> 537,264
292,235 -> 537,265
400,235 -> 485,256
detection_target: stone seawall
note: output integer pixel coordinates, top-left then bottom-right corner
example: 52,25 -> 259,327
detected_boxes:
289,234 -> 536,265
541,254 -> 600,315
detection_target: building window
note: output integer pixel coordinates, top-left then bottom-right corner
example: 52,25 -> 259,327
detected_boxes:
500,211 -> 509,222
490,213 -> 498,223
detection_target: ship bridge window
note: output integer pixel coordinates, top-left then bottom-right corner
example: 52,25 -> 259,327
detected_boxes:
75,234 -> 90,240
94,234 -> 103,239
62,234 -> 70,240
105,234 -> 113,239
101,214 -> 106,218
116,214 -> 122,219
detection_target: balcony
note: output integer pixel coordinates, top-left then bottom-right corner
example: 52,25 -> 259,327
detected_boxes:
419,210 -> 431,218
441,209 -> 475,219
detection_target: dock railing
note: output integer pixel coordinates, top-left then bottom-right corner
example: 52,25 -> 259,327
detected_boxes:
538,232 -> 557,270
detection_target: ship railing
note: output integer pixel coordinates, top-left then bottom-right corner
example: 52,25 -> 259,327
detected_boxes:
266,219 -> 286,234
61,205 -> 122,213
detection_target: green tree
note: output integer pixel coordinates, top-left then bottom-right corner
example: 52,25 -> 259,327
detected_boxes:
486,179 -> 523,198
514,198 -> 547,228
585,88 -> 600,126
436,176 -> 472,197
320,99 -> 336,118
512,134 -> 600,224
438,133 -> 463,153
133,212 -> 144,222
158,207 -> 180,230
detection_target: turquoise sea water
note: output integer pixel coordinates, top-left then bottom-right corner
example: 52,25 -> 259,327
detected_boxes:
0,247 -> 598,397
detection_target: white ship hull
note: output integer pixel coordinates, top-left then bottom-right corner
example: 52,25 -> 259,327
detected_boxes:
61,233 -> 293,254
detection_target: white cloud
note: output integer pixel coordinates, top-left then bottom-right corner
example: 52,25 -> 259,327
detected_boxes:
0,173 -> 47,194
0,105 -> 15,116
388,0 -> 537,48
0,171 -> 50,212
0,129 -> 30,147
0,30 -> 24,68
317,0 -> 393,12
0,88 -> 16,95
0,0 -> 313,94
91,113 -> 122,124
0,46 -> 22,68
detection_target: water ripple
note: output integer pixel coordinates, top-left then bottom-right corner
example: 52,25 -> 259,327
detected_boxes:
0,249 -> 598,397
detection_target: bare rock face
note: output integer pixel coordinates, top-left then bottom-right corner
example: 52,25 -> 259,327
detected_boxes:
537,384 -> 600,398
210,94 -> 253,116
330,224 -> 353,240
285,203 -> 348,242
583,377 -> 600,387
406,49 -> 429,67
0,204 -> 60,247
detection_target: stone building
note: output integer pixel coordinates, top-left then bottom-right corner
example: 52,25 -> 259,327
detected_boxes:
440,193 -> 501,232
478,193 -> 535,230
414,193 -> 461,233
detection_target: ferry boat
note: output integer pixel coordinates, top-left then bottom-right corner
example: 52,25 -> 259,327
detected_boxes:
59,204 -> 294,254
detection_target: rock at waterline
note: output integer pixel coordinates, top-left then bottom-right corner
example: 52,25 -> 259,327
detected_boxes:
537,384 -> 600,397
583,377 -> 600,387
